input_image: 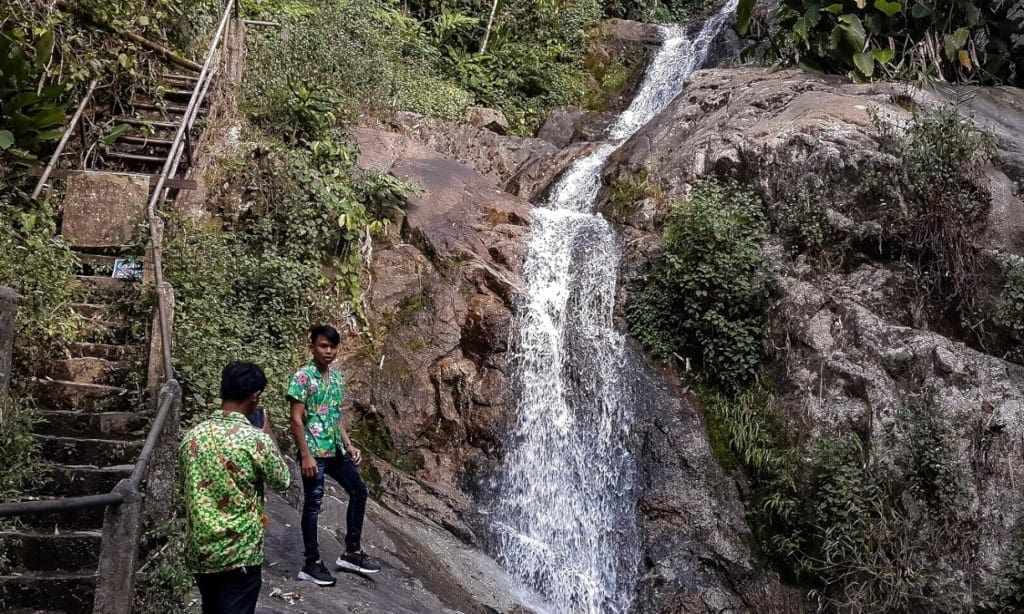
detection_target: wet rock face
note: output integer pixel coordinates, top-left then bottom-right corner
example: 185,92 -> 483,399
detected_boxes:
627,345 -> 803,613
341,125 -> 529,544
773,273 -> 1024,590
381,111 -> 558,201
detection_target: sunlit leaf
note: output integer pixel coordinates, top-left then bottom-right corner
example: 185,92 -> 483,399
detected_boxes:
853,52 -> 875,77
873,0 -> 902,17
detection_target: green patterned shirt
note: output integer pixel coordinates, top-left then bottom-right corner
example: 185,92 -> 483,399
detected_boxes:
286,362 -> 345,458
179,411 -> 289,574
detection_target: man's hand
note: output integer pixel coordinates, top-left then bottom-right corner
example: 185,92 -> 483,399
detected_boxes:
300,454 -> 318,478
346,444 -> 362,466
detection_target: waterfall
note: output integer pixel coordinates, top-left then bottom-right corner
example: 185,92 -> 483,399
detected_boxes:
492,2 -> 740,612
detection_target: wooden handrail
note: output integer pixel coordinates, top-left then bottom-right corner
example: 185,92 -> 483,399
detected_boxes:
147,0 -> 235,385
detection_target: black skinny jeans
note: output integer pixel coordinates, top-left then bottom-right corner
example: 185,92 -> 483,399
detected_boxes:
195,565 -> 261,614
301,454 -> 368,562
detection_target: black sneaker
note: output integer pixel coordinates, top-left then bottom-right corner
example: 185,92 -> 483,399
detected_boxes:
336,550 -> 381,574
298,559 -> 337,586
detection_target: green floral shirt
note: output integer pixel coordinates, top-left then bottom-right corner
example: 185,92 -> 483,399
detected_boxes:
179,411 -> 289,574
286,362 -> 345,458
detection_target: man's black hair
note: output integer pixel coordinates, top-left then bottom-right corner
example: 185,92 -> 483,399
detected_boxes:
220,362 -> 267,402
310,324 -> 341,346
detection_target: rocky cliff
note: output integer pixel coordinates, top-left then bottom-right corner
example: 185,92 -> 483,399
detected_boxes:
602,67 -> 1024,608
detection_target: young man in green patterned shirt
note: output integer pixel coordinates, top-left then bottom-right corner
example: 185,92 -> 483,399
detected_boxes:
289,325 -> 381,586
180,362 -> 290,614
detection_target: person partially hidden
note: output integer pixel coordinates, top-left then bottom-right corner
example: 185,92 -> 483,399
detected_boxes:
180,362 -> 290,614
289,325 -> 381,586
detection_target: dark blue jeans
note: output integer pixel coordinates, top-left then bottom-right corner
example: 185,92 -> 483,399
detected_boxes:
195,565 -> 261,614
301,454 -> 368,562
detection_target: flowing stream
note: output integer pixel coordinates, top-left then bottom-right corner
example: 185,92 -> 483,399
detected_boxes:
492,2 -> 740,612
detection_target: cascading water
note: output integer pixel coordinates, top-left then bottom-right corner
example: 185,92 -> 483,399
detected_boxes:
492,2 -> 740,612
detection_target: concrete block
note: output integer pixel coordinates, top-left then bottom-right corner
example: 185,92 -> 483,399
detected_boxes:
62,172 -> 148,248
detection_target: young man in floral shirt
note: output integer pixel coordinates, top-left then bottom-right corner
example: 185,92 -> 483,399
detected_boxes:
179,362 -> 290,614
289,325 -> 381,586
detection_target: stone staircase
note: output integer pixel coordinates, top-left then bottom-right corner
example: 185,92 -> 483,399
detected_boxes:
96,70 -> 208,177
0,257 -> 147,612
0,12 -> 232,609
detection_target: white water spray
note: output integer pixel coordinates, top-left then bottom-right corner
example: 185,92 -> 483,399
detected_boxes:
493,3 -> 739,612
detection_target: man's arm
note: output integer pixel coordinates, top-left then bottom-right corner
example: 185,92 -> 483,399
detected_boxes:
255,431 -> 290,492
290,400 -> 318,478
261,409 -> 279,447
337,419 -> 361,465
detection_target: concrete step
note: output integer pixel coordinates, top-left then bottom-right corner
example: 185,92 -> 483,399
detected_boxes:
0,571 -> 96,613
45,464 -> 132,497
73,275 -> 135,301
43,358 -> 131,387
0,530 -> 101,572
23,378 -> 136,412
78,318 -> 134,345
34,410 -> 149,440
70,302 -> 110,319
37,435 -> 143,466
14,505 -> 104,532
72,253 -> 118,276
68,342 -> 141,362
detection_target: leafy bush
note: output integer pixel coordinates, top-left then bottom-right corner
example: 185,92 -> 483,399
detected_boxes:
242,0 -> 473,126
990,260 -> 1024,363
738,0 -> 1024,85
626,177 -> 773,392
4,0 -> 221,95
0,30 -> 65,163
0,394 -> 38,500
0,194 -> 80,362
165,135 -> 412,424
604,0 -> 719,22
133,518 -> 192,613
708,386 -> 975,611
242,0 -> 602,134
869,103 -> 995,315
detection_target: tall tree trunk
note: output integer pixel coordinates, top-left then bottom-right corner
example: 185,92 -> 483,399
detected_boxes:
480,0 -> 499,53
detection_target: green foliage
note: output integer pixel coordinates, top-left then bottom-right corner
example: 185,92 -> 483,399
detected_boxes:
868,103 -> 994,312
604,0 -> 719,22
0,193 -> 80,361
0,394 -> 38,500
133,518 -> 192,613
626,177 -> 773,392
739,0 -> 1024,84
282,82 -> 339,141
0,30 -> 66,165
165,135 -> 413,423
989,260 -> 1024,363
4,0 -> 220,94
709,386 -> 975,611
164,218 -> 321,422
243,0 -> 473,125
242,0 -> 601,134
